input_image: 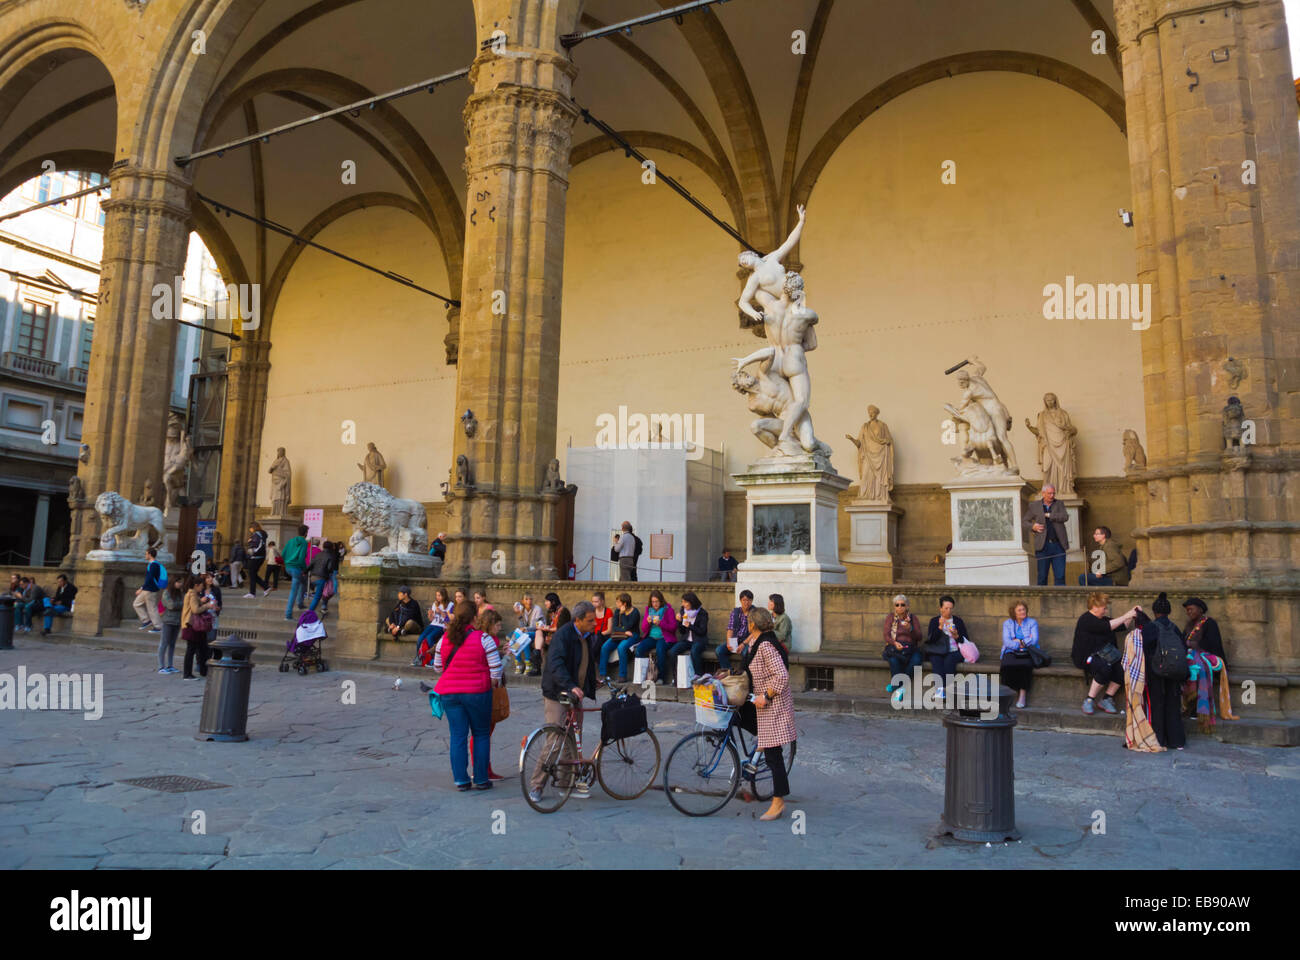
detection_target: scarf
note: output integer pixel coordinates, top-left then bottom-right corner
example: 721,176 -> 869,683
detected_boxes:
890,614 -> 912,644
1183,650 -> 1239,728
1122,629 -> 1163,752
939,616 -> 959,651
1185,615 -> 1207,647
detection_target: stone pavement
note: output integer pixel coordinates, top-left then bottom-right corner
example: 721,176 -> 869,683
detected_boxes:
1,643 -> 1297,869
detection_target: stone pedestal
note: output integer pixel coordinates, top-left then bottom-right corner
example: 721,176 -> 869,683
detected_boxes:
1061,496 -> 1086,567
943,476 -> 1032,586
163,507 -> 181,562
733,456 -> 849,653
349,554 -> 441,575
843,499 -> 902,581
259,514 -> 303,558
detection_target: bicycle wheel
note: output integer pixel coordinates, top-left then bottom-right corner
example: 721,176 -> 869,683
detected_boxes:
596,728 -> 661,800
519,724 -> 577,814
750,739 -> 798,802
663,731 -> 740,816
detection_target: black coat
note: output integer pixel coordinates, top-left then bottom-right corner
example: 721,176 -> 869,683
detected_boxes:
676,607 -> 709,643
1186,616 -> 1226,660
541,621 -> 602,702
925,615 -> 969,655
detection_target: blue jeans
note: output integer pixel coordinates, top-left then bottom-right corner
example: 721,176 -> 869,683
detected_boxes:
1077,572 -> 1114,586
1036,541 -> 1066,585
667,639 -> 707,681
929,650 -> 962,686
42,602 -> 71,631
442,690 -> 492,786
284,568 -> 305,618
599,635 -> 640,679
632,635 -> 668,679
18,600 -> 39,628
307,577 -> 328,612
885,647 -> 923,685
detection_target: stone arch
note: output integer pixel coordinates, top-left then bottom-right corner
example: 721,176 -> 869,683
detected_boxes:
569,130 -> 744,232
260,192 -> 435,339
196,67 -> 464,299
0,148 -> 111,200
791,51 -> 1127,233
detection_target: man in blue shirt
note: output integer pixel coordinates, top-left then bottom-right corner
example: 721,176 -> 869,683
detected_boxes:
132,547 -> 165,632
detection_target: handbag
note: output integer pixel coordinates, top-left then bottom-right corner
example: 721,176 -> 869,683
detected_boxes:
427,639 -> 461,721
1027,646 -> 1051,668
190,611 -> 213,633
1093,642 -> 1121,666
717,670 -> 751,706
492,684 -> 510,723
958,638 -> 979,663
323,577 -> 335,599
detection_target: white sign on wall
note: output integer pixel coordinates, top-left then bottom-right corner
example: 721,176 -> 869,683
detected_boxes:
303,509 -> 324,539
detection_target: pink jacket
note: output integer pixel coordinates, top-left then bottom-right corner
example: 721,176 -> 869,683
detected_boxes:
433,629 -> 496,695
642,604 -> 677,639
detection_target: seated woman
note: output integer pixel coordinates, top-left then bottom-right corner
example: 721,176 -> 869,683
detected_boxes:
768,594 -> 792,649
924,595 -> 968,702
882,594 -> 923,698
634,590 -> 677,682
531,592 -> 569,677
414,587 -> 451,667
1071,591 -> 1141,716
999,599 -> 1041,710
598,592 -> 641,682
667,591 -> 709,685
1181,596 -> 1238,729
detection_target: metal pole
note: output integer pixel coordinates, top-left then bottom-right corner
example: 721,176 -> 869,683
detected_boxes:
561,0 -> 739,47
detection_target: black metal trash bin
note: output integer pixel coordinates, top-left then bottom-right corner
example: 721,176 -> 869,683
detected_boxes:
0,595 -> 13,649
939,682 -> 1021,842
198,636 -> 256,742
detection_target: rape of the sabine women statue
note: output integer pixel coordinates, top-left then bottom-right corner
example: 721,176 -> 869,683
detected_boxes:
732,205 -> 832,462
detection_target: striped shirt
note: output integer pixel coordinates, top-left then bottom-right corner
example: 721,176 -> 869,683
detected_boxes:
432,632 -> 504,681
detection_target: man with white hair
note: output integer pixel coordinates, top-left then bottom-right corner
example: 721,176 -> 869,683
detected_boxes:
429,531 -> 447,562
1023,484 -> 1069,585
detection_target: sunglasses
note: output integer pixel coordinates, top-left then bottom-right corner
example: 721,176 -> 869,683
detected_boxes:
894,603 -> 907,607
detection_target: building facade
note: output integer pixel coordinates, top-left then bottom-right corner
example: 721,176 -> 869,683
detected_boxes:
0,0 -> 1294,667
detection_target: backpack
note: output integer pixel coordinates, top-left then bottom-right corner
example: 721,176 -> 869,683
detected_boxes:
155,563 -> 168,588
1150,619 -> 1189,680
600,692 -> 647,744
633,534 -> 643,560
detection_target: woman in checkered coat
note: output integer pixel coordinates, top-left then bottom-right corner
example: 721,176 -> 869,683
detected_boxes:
741,607 -> 796,821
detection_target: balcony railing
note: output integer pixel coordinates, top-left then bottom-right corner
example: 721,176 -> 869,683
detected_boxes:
2,350 -> 59,380
0,352 -> 89,389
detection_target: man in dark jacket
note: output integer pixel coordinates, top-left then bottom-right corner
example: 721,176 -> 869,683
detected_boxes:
1023,484 -> 1069,586
384,585 -> 424,636
532,601 -> 599,802
40,574 -> 77,635
307,541 -> 337,615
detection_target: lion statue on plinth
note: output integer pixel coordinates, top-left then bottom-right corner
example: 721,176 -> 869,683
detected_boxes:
342,481 -> 428,556
94,491 -> 165,554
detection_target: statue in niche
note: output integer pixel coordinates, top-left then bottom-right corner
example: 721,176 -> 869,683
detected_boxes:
1122,429 -> 1147,472
1222,396 -> 1245,451
268,447 -> 292,515
455,454 -> 473,490
161,413 -> 193,514
139,479 -> 156,507
542,458 -> 565,493
357,442 -> 387,487
68,474 -> 85,504
845,406 -> 894,503
1025,393 -> 1078,497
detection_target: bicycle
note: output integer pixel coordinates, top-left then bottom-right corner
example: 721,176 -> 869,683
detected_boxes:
662,697 -> 797,817
519,680 -> 661,813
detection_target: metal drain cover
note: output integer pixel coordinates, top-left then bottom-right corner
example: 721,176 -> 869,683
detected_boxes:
357,749 -> 397,760
119,775 -> 231,793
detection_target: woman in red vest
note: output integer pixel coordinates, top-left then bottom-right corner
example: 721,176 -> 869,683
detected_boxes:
432,600 -> 503,790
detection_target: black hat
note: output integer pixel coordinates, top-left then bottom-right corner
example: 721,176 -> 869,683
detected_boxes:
397,584 -> 411,595
1182,597 -> 1208,614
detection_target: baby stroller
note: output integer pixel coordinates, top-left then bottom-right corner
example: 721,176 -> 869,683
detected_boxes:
281,610 -> 328,675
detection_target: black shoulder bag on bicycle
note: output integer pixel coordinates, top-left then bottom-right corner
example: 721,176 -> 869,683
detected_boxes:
600,690 -> 647,744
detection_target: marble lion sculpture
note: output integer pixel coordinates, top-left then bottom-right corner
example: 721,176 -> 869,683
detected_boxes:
342,481 -> 428,555
94,491 -> 165,551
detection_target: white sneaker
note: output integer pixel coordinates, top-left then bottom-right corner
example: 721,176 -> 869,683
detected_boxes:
572,783 -> 591,799
527,789 -> 543,803
243,593 -> 256,599
157,668 -> 167,674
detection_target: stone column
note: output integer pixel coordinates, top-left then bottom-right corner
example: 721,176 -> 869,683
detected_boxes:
445,0 -> 583,579
78,164 -> 191,528
1116,0 -> 1300,586
29,493 -> 49,565
215,337 -> 272,543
